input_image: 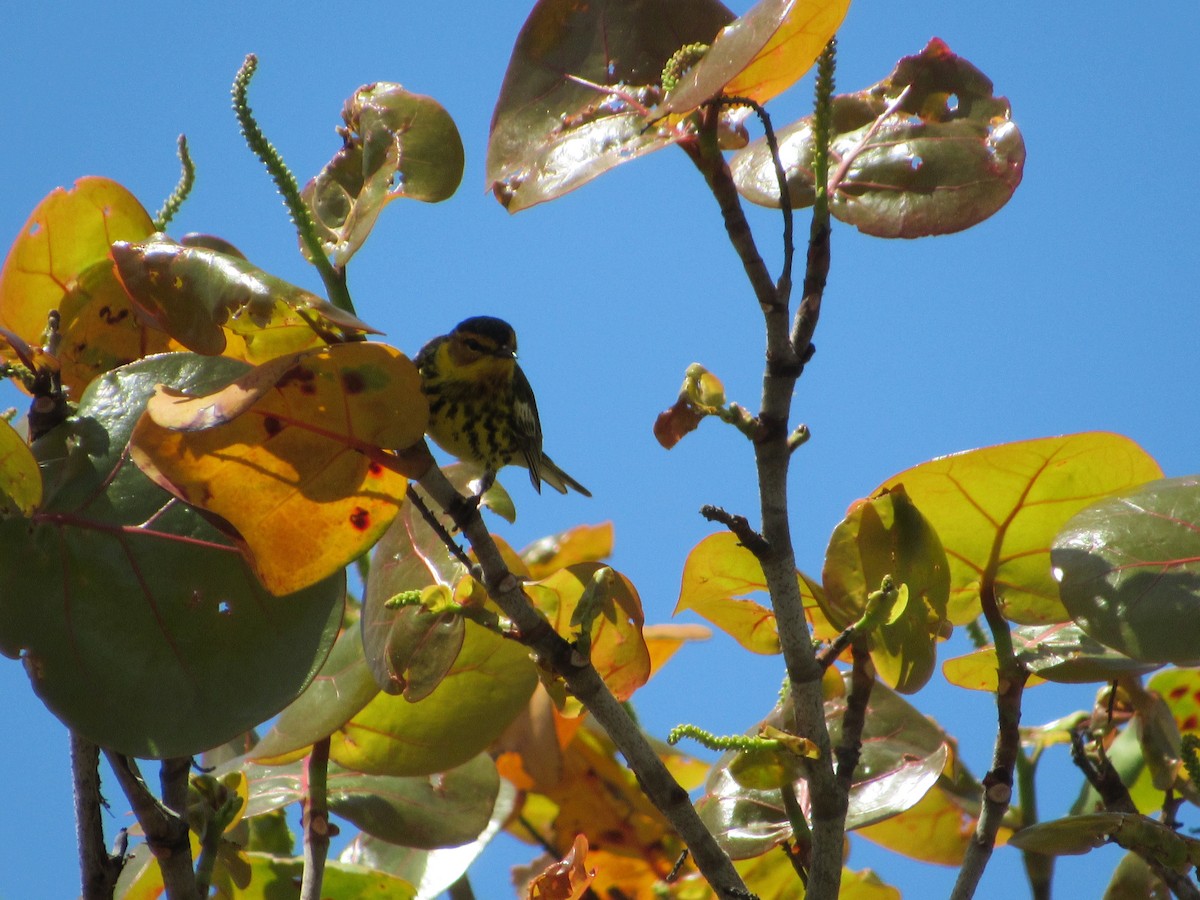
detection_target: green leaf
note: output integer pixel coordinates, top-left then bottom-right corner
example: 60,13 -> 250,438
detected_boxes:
240,753 -> 498,849
697,675 -> 949,858
111,234 -> 379,357
0,353 -> 344,758
1010,812 -> 1200,870
303,83 -> 464,265
486,0 -> 735,211
248,623 -> 381,761
821,486 -> 951,693
220,854 -> 417,899
1054,475 -> 1200,665
731,37 -> 1026,237
331,621 -> 537,777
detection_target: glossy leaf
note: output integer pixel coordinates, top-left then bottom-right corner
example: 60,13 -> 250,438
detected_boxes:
1010,812 -> 1200,870
241,752 -> 498,849
876,432 -> 1163,625
732,38 -> 1026,237
0,177 -> 154,346
660,0 -> 850,114
822,486 -> 951,693
486,0 -> 735,211
528,562 -> 650,707
1054,475 -> 1200,665
331,620 -> 537,777
697,676 -> 949,858
130,343 -> 427,595
521,521 -> 614,580
304,83 -> 464,265
248,623 -> 381,762
0,417 -> 41,515
943,623 -> 1158,692
111,234 -> 379,358
0,354 -> 344,757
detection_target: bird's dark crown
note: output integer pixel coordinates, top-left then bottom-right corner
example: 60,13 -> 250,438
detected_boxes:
452,316 -> 517,354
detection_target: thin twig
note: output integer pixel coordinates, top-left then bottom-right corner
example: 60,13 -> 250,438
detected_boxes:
834,644 -> 873,795
104,753 -> 197,900
826,84 -> 911,198
700,504 -> 770,557
73,733 -> 124,899
300,738 -> 333,900
406,484 -> 475,571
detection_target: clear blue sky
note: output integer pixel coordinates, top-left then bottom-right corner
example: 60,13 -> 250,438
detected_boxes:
2,2 -> 1198,898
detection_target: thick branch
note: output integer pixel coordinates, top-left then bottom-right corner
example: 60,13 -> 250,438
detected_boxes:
73,733 -> 124,899
105,753 -> 197,900
417,466 -> 751,899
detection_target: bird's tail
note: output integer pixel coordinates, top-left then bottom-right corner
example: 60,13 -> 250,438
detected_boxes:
536,453 -> 591,497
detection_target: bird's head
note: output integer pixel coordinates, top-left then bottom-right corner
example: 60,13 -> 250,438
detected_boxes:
445,316 -> 518,375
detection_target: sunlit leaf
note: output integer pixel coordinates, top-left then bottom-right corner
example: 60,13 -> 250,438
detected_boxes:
486,0 -> 735,211
528,562 -> 650,708
1054,475 -> 1200,666
732,38 -> 1026,237
214,853 -> 417,899
1150,668 -> 1200,736
943,623 -> 1158,692
130,343 -> 428,595
0,177 -> 154,346
876,433 -> 1163,625
303,83 -> 464,265
0,417 -> 41,514
248,623 -> 381,762
111,234 -> 379,358
0,354 -> 344,758
822,486 -> 951,693
331,620 -> 537,777
698,676 -> 949,858
239,752 -> 498,849
522,521 -> 613,580
659,0 -> 850,114
525,834 -> 595,900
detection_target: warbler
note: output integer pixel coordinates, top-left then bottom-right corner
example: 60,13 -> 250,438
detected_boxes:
416,316 -> 591,497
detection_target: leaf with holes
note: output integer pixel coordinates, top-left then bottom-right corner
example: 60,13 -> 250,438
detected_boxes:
876,432 -> 1163,625
111,235 -> 379,358
1054,475 -> 1200,665
0,353 -> 343,758
486,0 -> 735,211
304,83 -> 464,265
129,343 -> 429,595
732,37 -> 1026,237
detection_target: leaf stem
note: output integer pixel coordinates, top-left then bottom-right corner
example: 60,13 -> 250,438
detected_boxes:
230,54 -> 354,314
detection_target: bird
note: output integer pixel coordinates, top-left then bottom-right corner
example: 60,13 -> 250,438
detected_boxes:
415,316 -> 591,497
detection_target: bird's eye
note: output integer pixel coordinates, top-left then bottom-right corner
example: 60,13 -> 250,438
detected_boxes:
462,338 -> 487,353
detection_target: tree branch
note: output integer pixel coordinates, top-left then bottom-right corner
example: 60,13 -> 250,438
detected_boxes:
300,738 -> 333,900
416,465 -> 752,899
104,753 -> 197,900
73,733 -> 124,899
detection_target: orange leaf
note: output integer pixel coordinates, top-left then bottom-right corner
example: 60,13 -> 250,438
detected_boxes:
522,522 -> 614,580
129,343 -> 428,594
527,834 -> 595,900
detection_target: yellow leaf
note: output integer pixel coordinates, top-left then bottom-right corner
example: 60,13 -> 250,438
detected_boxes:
877,433 -> 1163,624
0,418 -> 41,515
130,343 -> 429,594
522,521 -> 614,580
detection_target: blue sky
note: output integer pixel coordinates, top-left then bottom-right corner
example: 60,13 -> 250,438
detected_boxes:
2,2 -> 1198,898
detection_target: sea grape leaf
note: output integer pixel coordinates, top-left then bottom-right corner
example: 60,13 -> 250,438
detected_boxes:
216,853 -> 417,899
330,620 -> 537,777
675,531 -> 833,654
720,853 -> 901,900
111,234 -> 379,359
0,177 -> 154,346
486,0 -> 735,211
658,0 -> 850,115
0,417 -> 41,515
1011,812 -> 1200,870
697,676 -> 949,858
239,753 -> 498,849
304,82 -> 464,265
943,623 -> 1159,692
527,562 -> 650,709
247,622 -> 381,762
129,343 -> 428,595
876,432 -> 1163,625
1150,668 -> 1200,735
1053,475 -> 1200,666
731,38 -> 1026,237
821,486 -> 951,693
0,353 -> 344,758
521,521 -> 614,580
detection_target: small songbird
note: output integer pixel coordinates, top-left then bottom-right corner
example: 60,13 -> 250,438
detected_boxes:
416,316 -> 590,496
